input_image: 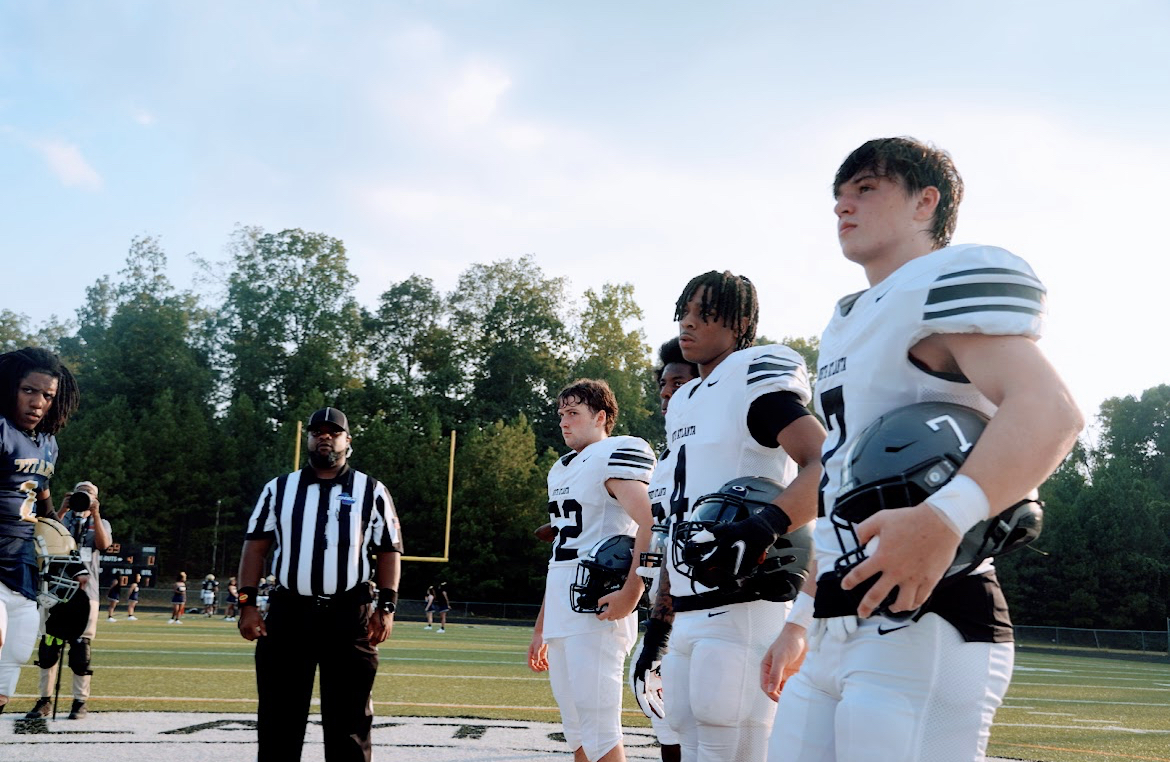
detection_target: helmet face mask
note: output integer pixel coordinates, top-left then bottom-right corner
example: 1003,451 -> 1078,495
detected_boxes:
570,534 -> 636,614
673,476 -> 812,599
636,524 -> 670,579
34,517 -> 83,607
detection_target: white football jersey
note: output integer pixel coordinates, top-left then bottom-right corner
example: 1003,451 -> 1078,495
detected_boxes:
546,434 -> 655,566
543,434 -> 654,638
663,344 -> 812,600
813,244 -> 1047,578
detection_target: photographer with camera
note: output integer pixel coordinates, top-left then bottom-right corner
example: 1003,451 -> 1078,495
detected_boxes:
25,481 -> 112,720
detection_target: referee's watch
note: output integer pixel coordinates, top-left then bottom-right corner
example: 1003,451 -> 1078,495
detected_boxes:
377,588 -> 398,615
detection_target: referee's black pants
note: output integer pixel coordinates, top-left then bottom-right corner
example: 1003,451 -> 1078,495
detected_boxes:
255,587 -> 379,762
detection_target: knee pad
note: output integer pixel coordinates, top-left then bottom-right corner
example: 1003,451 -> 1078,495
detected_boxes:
36,636 -> 63,669
69,638 -> 93,677
688,639 -> 755,728
836,687 -> 915,762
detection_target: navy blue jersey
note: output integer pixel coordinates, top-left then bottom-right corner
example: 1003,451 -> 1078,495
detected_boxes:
0,414 -> 57,599
0,415 -> 58,539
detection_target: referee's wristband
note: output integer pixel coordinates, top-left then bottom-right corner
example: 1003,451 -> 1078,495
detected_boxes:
237,586 -> 259,608
925,475 -> 990,537
377,588 -> 398,614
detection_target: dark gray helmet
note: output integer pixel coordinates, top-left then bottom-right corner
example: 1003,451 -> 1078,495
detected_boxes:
673,476 -> 812,600
570,534 -> 636,613
831,401 -> 1043,617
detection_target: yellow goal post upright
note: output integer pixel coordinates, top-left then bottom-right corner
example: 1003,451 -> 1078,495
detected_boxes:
292,422 -> 453,564
401,429 -> 454,563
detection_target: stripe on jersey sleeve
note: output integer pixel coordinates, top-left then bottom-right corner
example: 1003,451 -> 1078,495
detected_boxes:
923,267 -> 1046,321
609,448 -> 654,469
747,354 -> 799,386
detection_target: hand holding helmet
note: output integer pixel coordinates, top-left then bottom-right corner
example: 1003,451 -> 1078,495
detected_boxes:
674,477 -> 807,596
832,402 -> 1045,619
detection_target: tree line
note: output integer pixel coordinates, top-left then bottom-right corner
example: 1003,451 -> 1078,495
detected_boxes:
3,229 -> 1167,629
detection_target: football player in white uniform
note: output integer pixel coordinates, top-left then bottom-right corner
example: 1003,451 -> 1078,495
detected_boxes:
762,137 -> 1083,761
631,338 -> 699,762
528,378 -> 656,762
633,272 -> 825,762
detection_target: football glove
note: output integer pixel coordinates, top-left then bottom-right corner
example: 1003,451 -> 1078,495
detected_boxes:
630,618 -> 671,719
685,504 -> 792,588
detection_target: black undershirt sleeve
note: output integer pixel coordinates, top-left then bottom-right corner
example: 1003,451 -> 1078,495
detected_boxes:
747,391 -> 812,448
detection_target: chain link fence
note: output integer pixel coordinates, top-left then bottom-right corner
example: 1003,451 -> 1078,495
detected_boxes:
1014,623 -> 1170,655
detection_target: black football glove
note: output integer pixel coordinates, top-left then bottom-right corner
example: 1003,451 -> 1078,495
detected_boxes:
630,618 -> 671,719
683,504 -> 791,589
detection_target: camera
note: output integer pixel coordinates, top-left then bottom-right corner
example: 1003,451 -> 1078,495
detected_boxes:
71,491 -> 91,512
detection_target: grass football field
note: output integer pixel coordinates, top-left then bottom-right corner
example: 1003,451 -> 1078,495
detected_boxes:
13,614 -> 1170,761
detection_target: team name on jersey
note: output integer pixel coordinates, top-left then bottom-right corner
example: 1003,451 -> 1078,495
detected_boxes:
648,486 -> 668,500
818,357 -> 847,381
13,458 -> 54,477
670,425 -> 696,443
551,487 -> 570,496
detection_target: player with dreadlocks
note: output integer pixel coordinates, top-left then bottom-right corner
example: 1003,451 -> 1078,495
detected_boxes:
0,347 -> 79,713
673,270 -> 760,353
630,272 -> 825,761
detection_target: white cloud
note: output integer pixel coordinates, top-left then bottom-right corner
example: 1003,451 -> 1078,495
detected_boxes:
34,139 -> 102,190
132,107 -> 156,127
387,22 -> 445,57
444,61 -> 512,129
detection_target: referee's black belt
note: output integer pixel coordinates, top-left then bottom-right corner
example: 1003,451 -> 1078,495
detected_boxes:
272,584 -> 373,608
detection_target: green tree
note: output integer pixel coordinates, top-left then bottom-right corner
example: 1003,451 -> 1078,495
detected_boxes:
56,237 -> 218,577
447,256 -> 571,452
999,387 -> 1170,630
572,283 -> 656,443
445,415 -> 550,601
221,227 -> 363,420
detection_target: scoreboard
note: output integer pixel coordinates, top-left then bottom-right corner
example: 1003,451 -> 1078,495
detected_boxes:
100,542 -> 159,588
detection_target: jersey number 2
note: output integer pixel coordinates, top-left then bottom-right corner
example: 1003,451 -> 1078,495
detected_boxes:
547,499 -> 583,562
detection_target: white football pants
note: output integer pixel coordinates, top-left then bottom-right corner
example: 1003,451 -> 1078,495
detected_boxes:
663,598 -> 789,762
768,612 -> 1013,762
547,622 -> 636,761
0,580 -> 39,700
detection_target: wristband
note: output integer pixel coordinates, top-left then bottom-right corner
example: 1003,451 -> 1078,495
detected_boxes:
786,591 -> 814,630
238,586 -> 259,608
377,588 -> 398,614
925,475 -> 990,537
759,503 -> 792,537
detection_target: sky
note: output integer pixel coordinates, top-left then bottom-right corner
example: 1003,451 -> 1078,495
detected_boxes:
3,1 -> 1168,431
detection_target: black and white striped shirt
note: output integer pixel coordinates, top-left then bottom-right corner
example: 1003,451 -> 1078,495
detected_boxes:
245,465 -> 403,596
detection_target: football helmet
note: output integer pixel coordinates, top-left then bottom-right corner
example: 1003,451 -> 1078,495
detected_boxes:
673,476 -> 813,599
34,517 -> 83,607
635,523 -> 670,579
570,534 -> 635,613
831,401 -> 1043,616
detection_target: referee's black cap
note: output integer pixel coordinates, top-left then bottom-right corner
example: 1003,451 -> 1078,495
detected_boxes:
308,407 -> 349,433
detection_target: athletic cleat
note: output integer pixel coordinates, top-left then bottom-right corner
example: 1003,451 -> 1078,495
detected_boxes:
25,697 -> 51,719
127,616 -> 137,621
107,617 -> 117,622
438,628 -> 445,633
423,625 -> 432,630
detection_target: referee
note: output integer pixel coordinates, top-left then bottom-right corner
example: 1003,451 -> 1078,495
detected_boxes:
237,407 -> 403,762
